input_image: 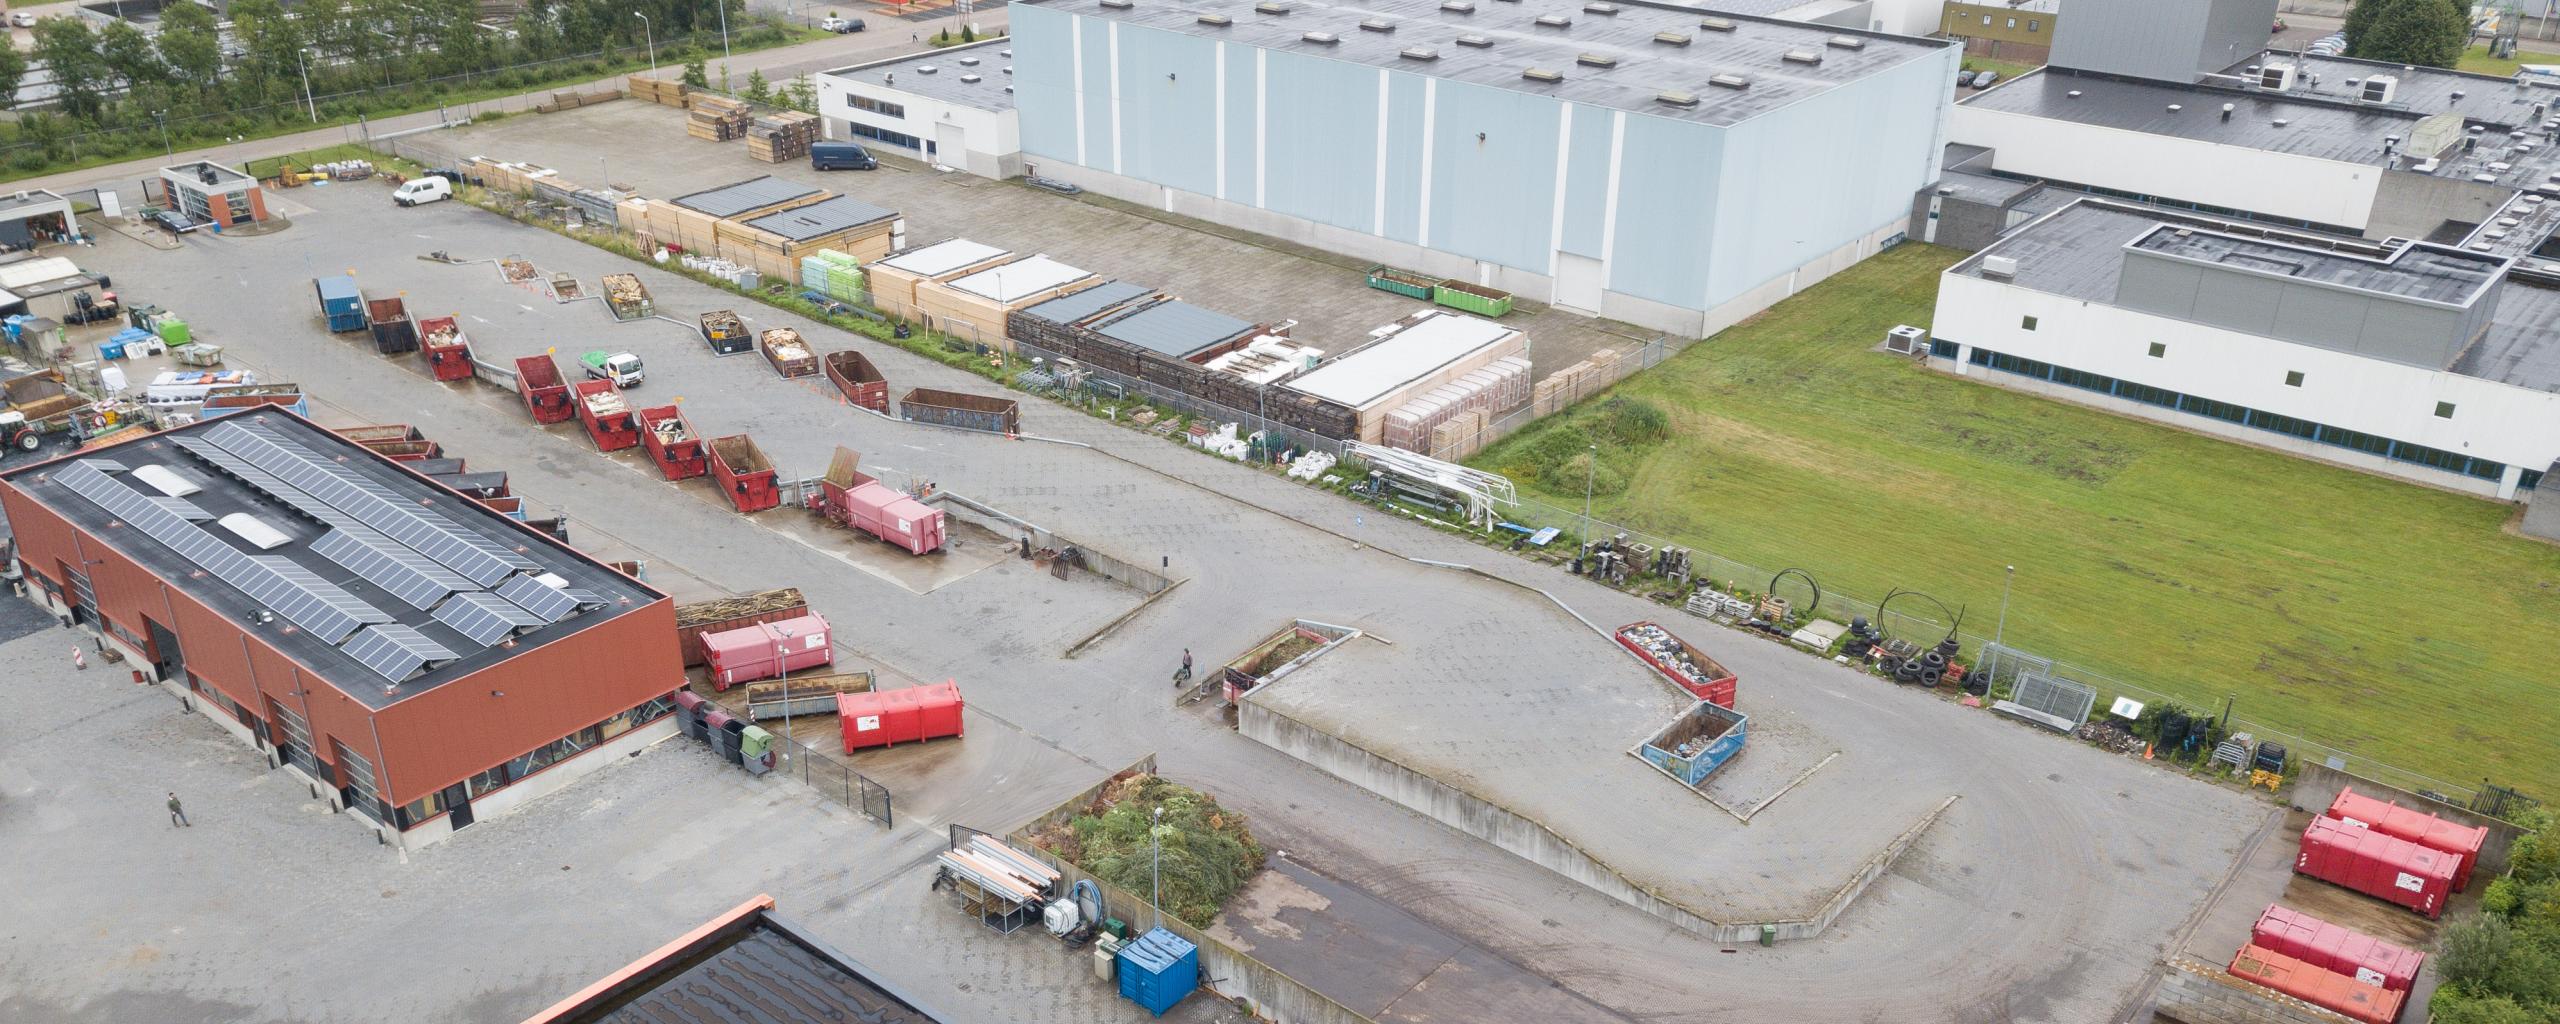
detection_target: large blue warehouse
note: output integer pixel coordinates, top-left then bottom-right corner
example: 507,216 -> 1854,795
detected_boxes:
1010,0 -> 1958,336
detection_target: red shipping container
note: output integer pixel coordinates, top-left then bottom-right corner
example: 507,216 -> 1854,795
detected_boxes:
2326,786 -> 2490,891
700,613 -> 833,690
709,435 -> 780,513
2251,904 -> 2426,991
1615,622 -> 1738,708
637,406 -> 708,481
2226,944 -> 2405,1024
574,379 -> 641,452
517,355 -> 575,424
2297,815 -> 2456,919
837,681 -> 965,752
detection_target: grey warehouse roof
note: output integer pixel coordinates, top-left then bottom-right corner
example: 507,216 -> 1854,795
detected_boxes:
1960,198 -> 2560,392
670,176 -> 828,217
0,413 -> 660,709
743,195 -> 899,240
822,39 -> 1019,112
1022,0 -> 1950,127
1093,299 -> 1259,356
1022,280 -> 1153,323
0,189 -> 70,216
163,161 -> 249,185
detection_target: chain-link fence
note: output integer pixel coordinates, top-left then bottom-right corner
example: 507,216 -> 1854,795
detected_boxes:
1012,338 -> 1348,458
770,729 -> 893,825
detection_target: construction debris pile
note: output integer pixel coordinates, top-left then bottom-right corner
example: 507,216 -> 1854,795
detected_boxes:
687,95 -> 752,141
1620,623 -> 1716,690
746,111 -> 821,163
582,388 -> 627,416
421,319 -> 462,349
1030,772 -> 1263,928
650,415 -> 691,444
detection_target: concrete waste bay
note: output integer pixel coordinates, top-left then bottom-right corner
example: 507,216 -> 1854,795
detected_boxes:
0,159 -> 2274,1024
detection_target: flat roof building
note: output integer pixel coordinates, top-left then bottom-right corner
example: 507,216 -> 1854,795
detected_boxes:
1009,0 -> 1958,337
0,412 -> 681,848
818,40 -> 1025,180
159,161 -> 269,230
1928,198 -> 2560,499
0,189 -> 81,250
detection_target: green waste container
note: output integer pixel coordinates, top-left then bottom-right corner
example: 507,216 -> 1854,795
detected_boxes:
1432,280 -> 1514,317
1365,265 -> 1437,300
739,725 -> 775,776
156,317 -> 192,347
1759,924 -> 1776,947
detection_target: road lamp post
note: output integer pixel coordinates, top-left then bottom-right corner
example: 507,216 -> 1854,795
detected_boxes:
1581,444 -> 1597,544
152,110 -> 171,157
1993,564 -> 2016,648
1150,805 -> 1164,931
634,12 -> 656,74
715,0 -> 731,61
297,50 -> 317,122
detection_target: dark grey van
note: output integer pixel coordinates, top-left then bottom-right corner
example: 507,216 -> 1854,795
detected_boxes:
811,141 -> 878,171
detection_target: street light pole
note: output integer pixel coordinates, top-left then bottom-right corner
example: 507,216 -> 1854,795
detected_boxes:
716,0 -> 731,61
297,51 -> 318,122
1150,805 -> 1164,931
1581,444 -> 1597,544
1994,564 -> 2016,647
634,12 -> 657,74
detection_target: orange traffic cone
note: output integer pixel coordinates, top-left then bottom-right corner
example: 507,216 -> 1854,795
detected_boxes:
71,647 -> 87,670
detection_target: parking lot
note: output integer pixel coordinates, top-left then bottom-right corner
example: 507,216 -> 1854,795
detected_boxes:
0,156 -> 2281,1024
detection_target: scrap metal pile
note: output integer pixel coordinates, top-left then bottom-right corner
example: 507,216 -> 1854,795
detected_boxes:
1620,623 -> 1714,689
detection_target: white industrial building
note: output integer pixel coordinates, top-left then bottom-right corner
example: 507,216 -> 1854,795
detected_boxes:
1006,0 -> 1958,337
1931,198 -> 2560,499
816,40 -> 1025,179
1943,0 -> 2560,243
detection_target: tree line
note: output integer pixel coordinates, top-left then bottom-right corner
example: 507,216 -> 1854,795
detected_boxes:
0,0 -> 763,176
2343,0 -> 2477,68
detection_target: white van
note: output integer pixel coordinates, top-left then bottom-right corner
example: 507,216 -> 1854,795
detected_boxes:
393,177 -> 453,207
144,370 -> 257,411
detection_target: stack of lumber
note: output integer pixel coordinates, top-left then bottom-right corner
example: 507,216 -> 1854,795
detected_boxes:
1380,355 -> 1530,454
746,111 -> 821,163
627,74 -> 690,107
1428,408 -> 1491,461
687,95 -> 752,141
536,88 -> 620,114
1533,348 -> 1633,417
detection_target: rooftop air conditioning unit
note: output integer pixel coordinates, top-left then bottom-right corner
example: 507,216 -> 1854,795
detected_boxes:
1884,324 -> 1929,355
1654,30 -> 1690,45
2260,63 -> 2296,91
1655,90 -> 1699,108
1782,49 -> 1822,65
1535,13 -> 1571,27
1981,254 -> 2020,279
1522,67 -> 1564,82
1709,72 -> 1751,89
2363,74 -> 2398,103
1360,17 -> 1394,31
1700,16 -> 1735,31
1577,52 -> 1617,68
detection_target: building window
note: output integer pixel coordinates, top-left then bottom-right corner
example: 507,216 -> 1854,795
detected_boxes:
2147,342 -> 2166,358
850,122 -> 925,152
2006,17 -> 2016,27
2284,370 -> 2304,387
2020,315 -> 2038,331
2434,401 -> 2456,419
2028,18 -> 2039,31
2523,467 -> 2546,491
1982,14 -> 1992,24
850,94 -> 907,119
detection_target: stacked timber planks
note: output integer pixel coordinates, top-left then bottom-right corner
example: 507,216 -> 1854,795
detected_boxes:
687,95 -> 752,141
745,111 -> 821,163
627,75 -> 690,107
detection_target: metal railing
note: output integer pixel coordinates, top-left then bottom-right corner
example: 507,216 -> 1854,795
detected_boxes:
770,730 -> 893,826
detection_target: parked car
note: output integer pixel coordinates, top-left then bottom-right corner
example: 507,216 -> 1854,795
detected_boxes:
10,11 -> 37,26
822,15 -> 865,32
393,176 -> 453,206
810,141 -> 877,171
150,210 -> 202,234
1970,70 -> 2000,88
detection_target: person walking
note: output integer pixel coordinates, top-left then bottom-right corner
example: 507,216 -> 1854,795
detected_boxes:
167,792 -> 191,828
1175,648 -> 1193,687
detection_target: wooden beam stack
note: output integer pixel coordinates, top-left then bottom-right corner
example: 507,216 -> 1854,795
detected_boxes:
627,75 -> 690,107
687,95 -> 752,141
745,111 -> 821,163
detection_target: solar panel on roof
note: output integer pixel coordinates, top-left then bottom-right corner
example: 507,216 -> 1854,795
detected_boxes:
313,529 -> 472,611
204,422 -> 525,585
148,496 -> 214,520
343,623 -> 461,682
433,590 -> 548,645
496,573 -> 578,622
83,458 -> 129,471
562,589 -> 604,609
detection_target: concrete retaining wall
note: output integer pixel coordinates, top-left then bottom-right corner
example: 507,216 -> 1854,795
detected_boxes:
2290,761 -> 2530,879
2153,955 -> 2363,1024
1238,698 -> 1956,942
1008,755 -> 1376,1024
926,490 -> 1174,595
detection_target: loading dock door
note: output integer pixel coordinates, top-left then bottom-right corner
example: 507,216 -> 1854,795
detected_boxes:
934,123 -> 968,170
1553,251 -> 1605,315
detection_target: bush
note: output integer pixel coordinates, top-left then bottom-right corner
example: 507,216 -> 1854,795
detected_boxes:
2429,989 -> 2538,1024
2437,913 -> 2516,986
1040,773 -> 1263,928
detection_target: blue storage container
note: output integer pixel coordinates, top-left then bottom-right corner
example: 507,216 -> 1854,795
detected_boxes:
1115,927 -> 1199,1017
314,275 -> 366,333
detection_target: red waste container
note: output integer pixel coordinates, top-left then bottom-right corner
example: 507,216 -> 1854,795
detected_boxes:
2325,786 -> 2490,891
2250,903 -> 2426,991
837,681 -> 965,752
2296,815 -> 2457,918
699,613 -> 834,691
2226,944 -> 2405,1024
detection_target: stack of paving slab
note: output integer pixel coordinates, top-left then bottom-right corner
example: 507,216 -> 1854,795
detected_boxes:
1381,355 -> 1530,454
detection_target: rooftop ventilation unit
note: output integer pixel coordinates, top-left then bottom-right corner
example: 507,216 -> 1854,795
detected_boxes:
1584,1 -> 1617,12
1360,17 -> 1394,31
1303,30 -> 1339,43
1826,34 -> 1865,49
1535,14 -> 1571,27
2362,74 -> 2398,103
1782,49 -> 1821,64
2260,63 -> 2296,90
1700,16 -> 1735,31
957,56 -> 980,66
1401,45 -> 1441,60
1980,254 -> 2019,279
1006,85 -> 1015,93
2066,89 -> 2081,98
1255,1 -> 1290,13
1709,72 -> 1750,89
961,73 -> 982,83
1456,32 -> 1493,46
1654,30 -> 1690,45
917,65 -> 939,75
1442,0 -> 1474,10
1577,52 -> 1617,68
1100,0 -> 1132,8
2166,103 -> 2182,112
1523,67 -> 1564,82
1655,90 -> 1699,108
1004,66 -> 1014,74
2273,118 -> 2289,126
1198,12 -> 1230,23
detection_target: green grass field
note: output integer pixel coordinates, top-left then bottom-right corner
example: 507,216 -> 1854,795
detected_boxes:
2457,43 -> 2560,77
1473,244 -> 2560,798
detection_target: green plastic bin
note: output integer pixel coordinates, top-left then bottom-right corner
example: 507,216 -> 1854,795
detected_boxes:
155,317 -> 192,347
1433,280 -> 1514,317
1365,265 -> 1437,300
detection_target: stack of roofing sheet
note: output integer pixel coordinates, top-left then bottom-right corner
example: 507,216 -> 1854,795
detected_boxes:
1380,356 -> 1530,454
936,835 -> 1060,906
800,250 -> 866,304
